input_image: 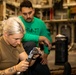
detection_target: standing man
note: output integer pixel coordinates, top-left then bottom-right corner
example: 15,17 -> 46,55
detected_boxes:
18,0 -> 52,75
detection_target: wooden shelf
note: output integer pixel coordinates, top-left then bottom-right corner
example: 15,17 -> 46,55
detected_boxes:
63,3 -> 76,7
6,1 -> 20,8
33,5 -> 52,9
6,1 -> 52,9
44,19 -> 76,23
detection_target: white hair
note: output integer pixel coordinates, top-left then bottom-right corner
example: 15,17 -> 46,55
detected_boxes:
3,17 -> 25,35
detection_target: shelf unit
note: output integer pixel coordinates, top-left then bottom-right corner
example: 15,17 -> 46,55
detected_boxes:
0,0 -> 76,50
1,0 -> 24,19
44,19 -> 76,23
63,0 -> 76,7
33,0 -> 76,49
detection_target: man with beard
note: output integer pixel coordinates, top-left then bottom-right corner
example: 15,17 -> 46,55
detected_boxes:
18,0 -> 52,75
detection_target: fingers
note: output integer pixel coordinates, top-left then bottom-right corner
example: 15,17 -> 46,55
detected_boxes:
17,60 -> 29,72
42,38 -> 52,50
40,58 -> 47,65
39,36 -> 52,50
35,47 -> 42,55
48,44 -> 52,50
21,61 -> 29,71
31,47 -> 43,59
40,54 -> 48,65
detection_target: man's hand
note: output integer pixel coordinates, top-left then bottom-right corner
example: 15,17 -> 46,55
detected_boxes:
40,53 -> 48,65
16,60 -> 29,72
39,36 -> 52,50
32,47 -> 42,59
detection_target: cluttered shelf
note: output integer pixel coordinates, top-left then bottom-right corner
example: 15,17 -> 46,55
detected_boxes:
44,19 -> 76,23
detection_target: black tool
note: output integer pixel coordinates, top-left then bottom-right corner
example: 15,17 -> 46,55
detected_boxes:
17,47 -> 40,75
26,47 -> 40,62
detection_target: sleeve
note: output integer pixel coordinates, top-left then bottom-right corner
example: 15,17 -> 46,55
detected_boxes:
22,33 -> 39,42
40,22 -> 52,42
17,43 -> 25,54
40,21 -> 52,54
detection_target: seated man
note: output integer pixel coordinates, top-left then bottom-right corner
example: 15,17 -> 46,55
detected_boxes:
18,0 -> 52,75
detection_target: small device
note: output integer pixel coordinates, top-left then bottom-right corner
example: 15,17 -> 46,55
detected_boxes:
17,47 -> 40,75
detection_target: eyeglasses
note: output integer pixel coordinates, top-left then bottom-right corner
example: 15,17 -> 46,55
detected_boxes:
22,11 -> 32,16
